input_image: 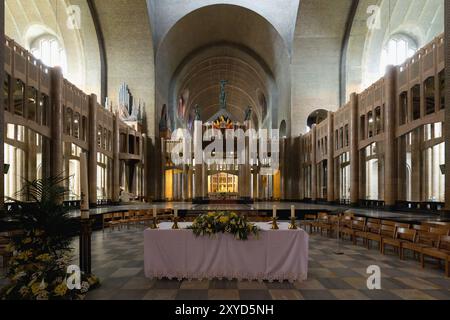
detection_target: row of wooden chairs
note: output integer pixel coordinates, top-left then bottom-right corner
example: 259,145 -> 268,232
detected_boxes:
103,210 -> 172,231
300,213 -> 450,277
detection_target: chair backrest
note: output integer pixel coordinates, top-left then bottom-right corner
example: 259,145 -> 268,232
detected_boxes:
317,212 -> 328,221
396,228 -> 416,242
368,218 -> 381,224
380,224 -> 396,237
438,235 -> 450,251
344,212 -> 355,218
103,213 -> 113,222
304,214 -> 317,220
366,222 -> 381,233
381,220 -> 396,226
354,217 -> 366,223
413,225 -> 430,233
351,220 -> 366,231
113,212 -> 123,219
395,222 -> 410,229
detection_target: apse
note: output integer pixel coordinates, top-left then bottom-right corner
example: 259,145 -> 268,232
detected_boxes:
155,4 -> 291,135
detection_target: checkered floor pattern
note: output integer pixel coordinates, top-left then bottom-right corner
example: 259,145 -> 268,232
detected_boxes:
74,227 -> 450,300
1,226 -> 450,300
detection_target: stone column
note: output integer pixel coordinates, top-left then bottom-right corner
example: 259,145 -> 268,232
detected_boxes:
50,67 -> 64,179
193,120 -> 203,200
160,138 -> 166,199
298,135 -> 304,200
88,94 -> 98,206
202,152 -> 208,198
182,165 -> 189,201
445,0 -> 450,212
0,0 -> 4,208
349,92 -> 359,206
411,128 -> 422,202
279,138 -> 286,200
244,121 -> 252,199
311,125 -> 317,202
112,114 -> 120,203
327,112 -> 335,203
384,65 -> 397,208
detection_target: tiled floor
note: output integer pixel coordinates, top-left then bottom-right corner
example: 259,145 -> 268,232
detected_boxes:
75,226 -> 450,300
2,225 -> 450,300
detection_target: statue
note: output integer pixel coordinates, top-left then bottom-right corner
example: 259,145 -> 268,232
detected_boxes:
194,104 -> 201,120
244,106 -> 253,121
219,80 -> 228,109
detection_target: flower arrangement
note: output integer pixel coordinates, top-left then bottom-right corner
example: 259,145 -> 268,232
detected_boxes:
187,212 -> 259,240
1,229 -> 99,300
0,176 -> 100,300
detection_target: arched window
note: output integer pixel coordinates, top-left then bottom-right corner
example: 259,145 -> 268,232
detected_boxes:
30,35 -> 67,74
380,34 -> 417,75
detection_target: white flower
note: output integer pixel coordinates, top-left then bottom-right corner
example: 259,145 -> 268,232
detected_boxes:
80,281 -> 90,293
36,291 -> 49,300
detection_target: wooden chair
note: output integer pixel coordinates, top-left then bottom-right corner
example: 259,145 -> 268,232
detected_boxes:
381,228 -> 417,259
310,213 -> 328,233
299,214 -> 317,233
109,212 -> 124,230
355,221 -> 380,249
368,224 -> 396,252
339,215 -> 354,241
103,213 -> 114,231
348,218 -> 367,245
421,235 -> 450,277
367,218 -> 381,224
321,215 -> 339,237
401,227 -> 448,261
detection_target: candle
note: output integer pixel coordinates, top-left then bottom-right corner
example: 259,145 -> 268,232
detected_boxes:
272,205 -> 277,218
153,207 -> 157,218
174,208 -> 178,218
291,205 -> 295,219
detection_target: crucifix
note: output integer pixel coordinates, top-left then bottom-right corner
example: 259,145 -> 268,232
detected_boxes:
219,80 -> 228,110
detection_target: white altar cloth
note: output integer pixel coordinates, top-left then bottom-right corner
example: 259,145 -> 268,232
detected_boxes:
144,222 -> 309,282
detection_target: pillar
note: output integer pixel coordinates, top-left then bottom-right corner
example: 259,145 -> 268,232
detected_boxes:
384,65 -> 397,208
50,67 -> 64,179
311,125 -> 317,202
0,0 -> 4,208
112,114 -> 120,203
299,135 -> 305,200
279,137 -> 286,200
193,120 -> 203,200
88,94 -> 98,206
411,128 -> 422,202
327,112 -> 335,203
349,92 -> 359,206
444,0 -> 450,212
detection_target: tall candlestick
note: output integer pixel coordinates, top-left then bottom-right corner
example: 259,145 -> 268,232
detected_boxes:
153,207 -> 157,218
174,208 -> 178,218
80,152 -> 89,219
272,205 -> 277,218
291,205 -> 295,219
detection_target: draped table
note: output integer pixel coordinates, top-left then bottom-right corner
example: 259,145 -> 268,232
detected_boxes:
144,222 -> 309,282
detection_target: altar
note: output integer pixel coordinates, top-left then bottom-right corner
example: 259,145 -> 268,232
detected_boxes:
144,222 -> 309,282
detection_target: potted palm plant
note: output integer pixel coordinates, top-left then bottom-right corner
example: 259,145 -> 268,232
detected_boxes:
0,175 -> 99,300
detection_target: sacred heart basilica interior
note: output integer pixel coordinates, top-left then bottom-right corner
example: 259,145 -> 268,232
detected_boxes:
1,0 -> 450,313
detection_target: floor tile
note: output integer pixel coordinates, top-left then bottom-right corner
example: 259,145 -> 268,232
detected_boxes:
269,289 -> 303,300
176,290 -> 209,300
208,289 -> 240,300
239,290 -> 272,300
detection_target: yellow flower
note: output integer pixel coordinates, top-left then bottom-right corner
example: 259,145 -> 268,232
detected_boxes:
36,254 -> 51,262
219,216 -> 229,224
54,282 -> 68,297
31,280 -> 47,295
